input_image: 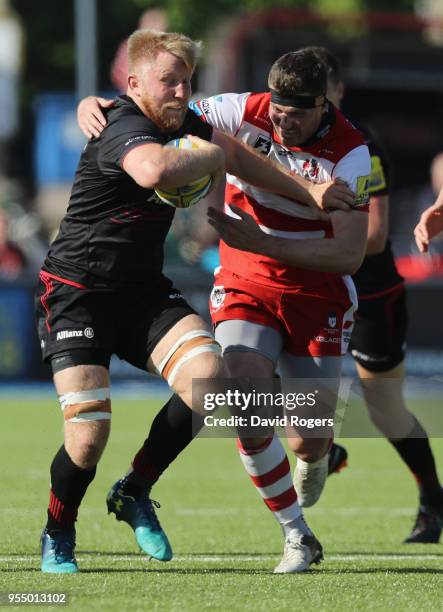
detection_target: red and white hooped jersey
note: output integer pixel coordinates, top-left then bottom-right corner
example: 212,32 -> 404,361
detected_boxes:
192,92 -> 371,290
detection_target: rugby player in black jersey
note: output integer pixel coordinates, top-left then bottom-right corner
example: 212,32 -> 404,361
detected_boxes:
37,30 -> 355,574
306,46 -> 443,543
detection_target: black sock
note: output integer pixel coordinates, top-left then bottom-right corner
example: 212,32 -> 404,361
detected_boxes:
46,445 -> 96,533
389,418 -> 443,507
123,394 -> 204,497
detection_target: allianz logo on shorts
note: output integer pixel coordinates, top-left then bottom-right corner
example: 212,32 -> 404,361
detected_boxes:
56,328 -> 94,341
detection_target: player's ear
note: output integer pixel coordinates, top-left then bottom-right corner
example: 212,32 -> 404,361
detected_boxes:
128,73 -> 140,96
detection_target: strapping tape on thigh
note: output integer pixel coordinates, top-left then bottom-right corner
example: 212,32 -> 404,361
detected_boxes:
156,330 -> 221,387
59,387 -> 111,422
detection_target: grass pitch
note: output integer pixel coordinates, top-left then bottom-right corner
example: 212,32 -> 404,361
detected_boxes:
1,394 -> 442,611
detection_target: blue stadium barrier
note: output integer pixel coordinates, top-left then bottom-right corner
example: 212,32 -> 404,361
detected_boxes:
33,92 -> 116,186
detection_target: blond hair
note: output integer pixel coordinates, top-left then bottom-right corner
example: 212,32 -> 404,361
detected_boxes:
128,29 -> 202,74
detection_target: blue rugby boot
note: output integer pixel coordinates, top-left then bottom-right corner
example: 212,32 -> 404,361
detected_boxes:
106,479 -> 172,561
41,528 -> 78,573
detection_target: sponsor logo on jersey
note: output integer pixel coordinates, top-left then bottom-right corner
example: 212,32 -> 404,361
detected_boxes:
189,99 -> 210,117
328,312 -> 337,328
351,348 -> 387,363
369,155 -> 387,193
200,99 -> 211,115
314,335 -> 341,344
169,293 -> 183,300
353,175 -> 370,208
254,135 -> 271,155
278,148 -> 295,159
125,135 -> 157,146
56,328 -> 94,341
302,158 -> 320,181
210,285 -> 225,310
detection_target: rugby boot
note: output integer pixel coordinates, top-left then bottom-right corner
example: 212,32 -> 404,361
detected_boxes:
328,443 -> 348,475
293,454 -> 329,508
41,528 -> 78,574
274,530 -> 323,573
106,479 -> 172,561
404,505 -> 443,543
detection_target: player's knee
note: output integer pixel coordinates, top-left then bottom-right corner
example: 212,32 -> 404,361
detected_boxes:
157,329 -> 223,386
60,387 -> 112,468
174,352 -> 226,415
59,387 -> 112,423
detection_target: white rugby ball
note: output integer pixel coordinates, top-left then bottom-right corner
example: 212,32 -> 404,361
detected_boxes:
155,137 -> 213,209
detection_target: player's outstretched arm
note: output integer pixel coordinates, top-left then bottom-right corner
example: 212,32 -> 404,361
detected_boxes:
78,98 -> 355,215
77,96 -> 113,138
208,204 -> 368,275
122,139 -> 225,189
414,193 -> 443,253
212,130 -> 355,219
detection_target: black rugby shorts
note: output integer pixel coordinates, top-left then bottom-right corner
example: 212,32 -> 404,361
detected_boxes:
349,284 -> 407,373
35,272 -> 196,372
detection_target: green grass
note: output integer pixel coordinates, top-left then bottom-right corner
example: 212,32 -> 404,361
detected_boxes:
1,397 -> 442,611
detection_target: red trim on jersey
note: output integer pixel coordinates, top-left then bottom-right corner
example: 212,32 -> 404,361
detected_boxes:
242,92 -> 274,132
249,457 -> 291,488
39,270 -> 87,332
40,270 -> 87,290
39,271 -> 54,332
263,486 -> 298,511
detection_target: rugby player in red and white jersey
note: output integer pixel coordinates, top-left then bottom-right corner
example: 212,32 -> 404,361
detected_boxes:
77,49 -> 369,573
199,50 -> 371,572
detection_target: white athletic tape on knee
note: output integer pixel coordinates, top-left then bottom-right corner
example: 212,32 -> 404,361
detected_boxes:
167,343 -> 221,387
67,412 -> 111,423
156,330 -> 214,376
59,388 -> 110,410
59,387 -> 111,422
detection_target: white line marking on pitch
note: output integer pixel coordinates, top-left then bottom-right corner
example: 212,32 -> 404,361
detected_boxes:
1,553 -> 442,563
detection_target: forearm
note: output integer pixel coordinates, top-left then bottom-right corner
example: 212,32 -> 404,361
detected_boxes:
258,235 -> 364,275
156,148 -> 225,188
220,133 -> 315,205
256,210 -> 367,274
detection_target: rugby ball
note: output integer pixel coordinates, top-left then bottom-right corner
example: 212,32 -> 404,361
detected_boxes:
154,138 -> 213,209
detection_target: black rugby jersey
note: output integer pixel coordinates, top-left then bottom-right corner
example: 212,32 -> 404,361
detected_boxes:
43,95 -> 213,288
351,124 -> 403,296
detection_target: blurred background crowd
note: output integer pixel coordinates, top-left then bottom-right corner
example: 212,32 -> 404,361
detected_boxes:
1,0 -> 443,379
